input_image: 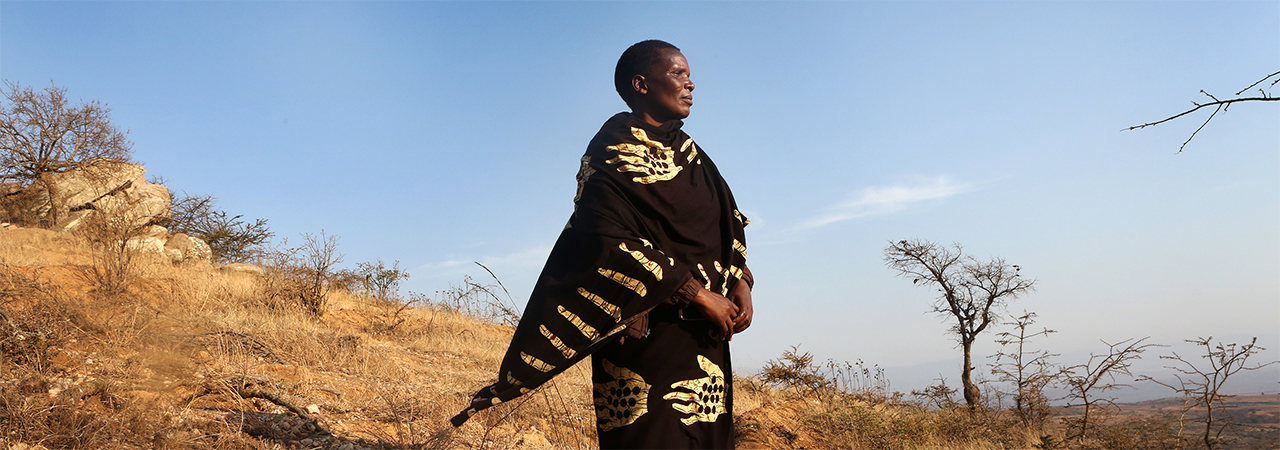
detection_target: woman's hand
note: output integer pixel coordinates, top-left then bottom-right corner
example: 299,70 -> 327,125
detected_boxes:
691,286 -> 739,341
729,279 -> 753,334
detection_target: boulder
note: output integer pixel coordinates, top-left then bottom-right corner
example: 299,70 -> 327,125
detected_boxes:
126,236 -> 167,254
55,209 -> 95,232
140,224 -> 168,239
0,182 -> 21,196
165,233 -> 212,262
43,158 -> 146,210
88,183 -> 171,230
4,159 -> 173,231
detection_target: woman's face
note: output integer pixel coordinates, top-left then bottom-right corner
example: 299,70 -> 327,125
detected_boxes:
636,49 -> 695,124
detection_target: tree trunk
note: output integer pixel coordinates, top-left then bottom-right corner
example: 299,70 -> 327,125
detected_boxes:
1203,402 -> 1215,450
961,339 -> 979,410
36,175 -> 60,228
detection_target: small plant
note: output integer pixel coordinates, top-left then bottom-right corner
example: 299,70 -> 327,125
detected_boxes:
74,200 -> 150,295
989,311 -> 1059,430
356,258 -> 410,303
427,263 -> 521,326
912,376 -> 960,410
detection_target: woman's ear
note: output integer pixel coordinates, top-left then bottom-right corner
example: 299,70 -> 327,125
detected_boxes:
631,74 -> 648,97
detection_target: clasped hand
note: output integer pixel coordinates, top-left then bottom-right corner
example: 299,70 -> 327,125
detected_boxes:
691,280 -> 753,341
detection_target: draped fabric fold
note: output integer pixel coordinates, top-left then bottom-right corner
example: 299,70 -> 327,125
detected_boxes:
451,113 -> 747,429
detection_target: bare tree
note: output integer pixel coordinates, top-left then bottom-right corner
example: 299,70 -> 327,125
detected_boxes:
1058,337 -> 1159,445
989,311 -> 1058,429
0,81 -> 133,225
1125,71 -> 1279,153
884,239 -> 1036,410
1143,337 -> 1278,450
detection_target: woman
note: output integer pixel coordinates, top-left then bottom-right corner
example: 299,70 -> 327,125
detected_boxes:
453,40 -> 752,449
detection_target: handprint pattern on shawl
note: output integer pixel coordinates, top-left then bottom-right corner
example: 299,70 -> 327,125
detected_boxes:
605,127 -> 696,184
594,359 -> 651,431
662,355 -> 727,425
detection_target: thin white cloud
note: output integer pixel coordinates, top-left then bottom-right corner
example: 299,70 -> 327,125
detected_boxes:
414,245 -> 552,278
799,177 -> 971,229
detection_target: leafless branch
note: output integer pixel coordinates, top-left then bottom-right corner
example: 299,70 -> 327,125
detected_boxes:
1235,71 -> 1280,96
1058,337 -> 1160,444
1125,70 -> 1279,153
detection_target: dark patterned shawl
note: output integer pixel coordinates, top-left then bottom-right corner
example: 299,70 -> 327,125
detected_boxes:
451,112 -> 748,427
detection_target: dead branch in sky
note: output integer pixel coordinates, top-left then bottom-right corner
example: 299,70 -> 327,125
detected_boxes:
1125,71 -> 1279,153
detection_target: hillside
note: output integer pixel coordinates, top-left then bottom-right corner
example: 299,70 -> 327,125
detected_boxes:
3,224 -> 1277,450
0,225 -> 598,449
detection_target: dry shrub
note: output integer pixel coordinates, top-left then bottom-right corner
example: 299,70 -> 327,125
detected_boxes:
0,184 -> 47,227
367,378 -> 456,449
73,204 -> 150,295
427,273 -> 521,327
164,192 -> 272,264
0,264 -> 94,372
258,232 -> 343,316
1085,414 -> 1187,450
753,346 -> 1040,449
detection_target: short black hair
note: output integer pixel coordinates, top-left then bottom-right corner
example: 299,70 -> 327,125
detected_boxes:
614,40 -> 680,107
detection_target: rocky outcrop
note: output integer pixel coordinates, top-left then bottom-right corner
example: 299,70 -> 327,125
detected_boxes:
164,233 -> 213,263
87,182 -> 171,230
2,159 -> 214,264
44,158 -> 147,214
0,158 -> 171,231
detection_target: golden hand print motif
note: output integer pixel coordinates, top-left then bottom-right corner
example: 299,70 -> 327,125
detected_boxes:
680,138 -> 699,163
619,242 -> 663,281
713,261 -> 743,296
594,359 -> 651,431
733,239 -> 748,259
605,127 -> 683,184
662,355 -> 728,426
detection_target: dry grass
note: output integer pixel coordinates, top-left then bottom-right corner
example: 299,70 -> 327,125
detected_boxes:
0,226 -> 596,449
6,225 -> 1256,450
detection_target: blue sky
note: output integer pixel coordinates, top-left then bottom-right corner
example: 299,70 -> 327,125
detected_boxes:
4,1 -> 1277,399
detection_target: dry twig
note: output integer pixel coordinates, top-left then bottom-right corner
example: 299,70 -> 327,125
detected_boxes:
1125,71 -> 1280,153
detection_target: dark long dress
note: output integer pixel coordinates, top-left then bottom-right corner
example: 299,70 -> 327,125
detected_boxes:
452,112 -> 748,449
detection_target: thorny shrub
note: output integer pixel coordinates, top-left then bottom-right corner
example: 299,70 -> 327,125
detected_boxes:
164,192 -> 272,264
258,232 -> 343,316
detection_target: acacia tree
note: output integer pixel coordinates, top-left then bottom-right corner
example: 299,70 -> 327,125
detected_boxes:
1143,337 -> 1277,450
0,81 -> 133,226
884,239 -> 1036,410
